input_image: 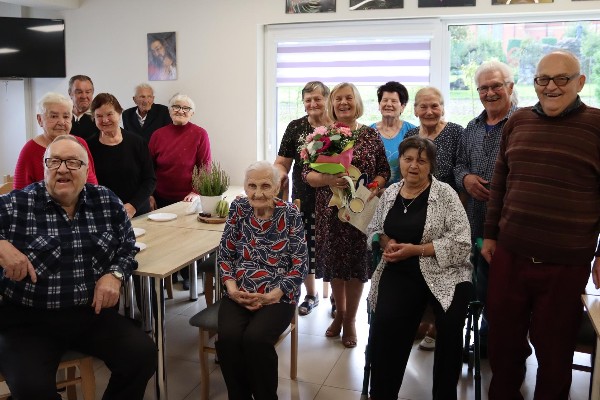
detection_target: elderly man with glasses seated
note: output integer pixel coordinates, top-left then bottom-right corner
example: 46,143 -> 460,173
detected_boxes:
0,135 -> 156,400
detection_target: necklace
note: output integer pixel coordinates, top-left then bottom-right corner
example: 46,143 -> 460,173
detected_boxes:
400,185 -> 427,214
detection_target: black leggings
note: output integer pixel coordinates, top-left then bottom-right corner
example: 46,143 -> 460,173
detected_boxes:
369,265 -> 473,400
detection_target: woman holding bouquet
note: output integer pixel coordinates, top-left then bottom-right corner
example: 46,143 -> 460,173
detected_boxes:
275,81 -> 332,316
366,136 -> 473,399
303,82 -> 390,348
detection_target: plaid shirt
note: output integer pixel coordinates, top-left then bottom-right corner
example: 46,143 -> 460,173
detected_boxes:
0,182 -> 137,309
454,105 -> 518,240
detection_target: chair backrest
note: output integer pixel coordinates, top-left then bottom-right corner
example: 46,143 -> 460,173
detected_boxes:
0,182 -> 12,195
3,175 -> 13,184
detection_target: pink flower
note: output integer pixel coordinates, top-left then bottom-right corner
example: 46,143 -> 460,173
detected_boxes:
315,136 -> 331,153
338,126 -> 352,137
300,148 -> 309,160
305,133 -> 316,143
313,126 -> 328,136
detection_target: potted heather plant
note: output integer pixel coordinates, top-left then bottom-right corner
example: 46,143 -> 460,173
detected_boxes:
191,161 -> 230,215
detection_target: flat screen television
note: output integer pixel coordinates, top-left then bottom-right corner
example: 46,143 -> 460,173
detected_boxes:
0,17 -> 66,78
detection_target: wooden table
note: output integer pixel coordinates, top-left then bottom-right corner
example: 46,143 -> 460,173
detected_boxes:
131,222 -> 222,400
582,294 -> 600,400
137,201 -> 227,232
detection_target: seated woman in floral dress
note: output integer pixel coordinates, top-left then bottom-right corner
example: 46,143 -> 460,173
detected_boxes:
216,161 -> 308,399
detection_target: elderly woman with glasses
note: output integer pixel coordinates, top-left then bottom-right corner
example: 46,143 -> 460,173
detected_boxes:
216,161 -> 308,400
148,94 -> 212,210
148,94 -> 212,288
13,92 -> 98,189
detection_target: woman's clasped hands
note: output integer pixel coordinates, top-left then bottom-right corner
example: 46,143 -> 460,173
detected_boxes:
382,238 -> 419,263
227,287 -> 283,311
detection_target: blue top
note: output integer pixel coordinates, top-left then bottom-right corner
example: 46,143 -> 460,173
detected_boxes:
370,121 -> 417,186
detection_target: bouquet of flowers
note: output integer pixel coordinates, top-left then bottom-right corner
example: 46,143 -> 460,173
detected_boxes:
298,122 -> 360,174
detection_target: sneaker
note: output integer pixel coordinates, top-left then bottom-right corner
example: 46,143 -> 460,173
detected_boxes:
298,294 -> 319,315
418,335 -> 436,351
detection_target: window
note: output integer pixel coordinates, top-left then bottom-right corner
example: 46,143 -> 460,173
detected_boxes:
446,19 -> 600,126
264,20 -> 441,162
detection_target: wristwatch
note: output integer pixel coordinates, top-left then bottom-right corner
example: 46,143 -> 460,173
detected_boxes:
110,270 -> 124,282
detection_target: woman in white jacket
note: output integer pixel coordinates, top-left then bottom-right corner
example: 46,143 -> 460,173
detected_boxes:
366,136 -> 473,400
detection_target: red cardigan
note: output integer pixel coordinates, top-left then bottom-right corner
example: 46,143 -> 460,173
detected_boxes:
148,123 -> 212,201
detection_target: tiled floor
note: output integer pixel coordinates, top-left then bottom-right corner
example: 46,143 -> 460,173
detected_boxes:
1,280 -> 593,400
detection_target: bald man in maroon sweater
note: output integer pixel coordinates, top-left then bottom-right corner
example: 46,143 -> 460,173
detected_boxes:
482,50 -> 600,400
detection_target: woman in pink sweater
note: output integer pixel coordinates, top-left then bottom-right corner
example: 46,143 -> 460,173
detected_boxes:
148,94 -> 212,289
13,92 -> 97,189
148,94 -> 212,209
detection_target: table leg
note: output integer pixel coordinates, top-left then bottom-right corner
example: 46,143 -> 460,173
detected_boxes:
141,276 -> 153,333
214,255 -> 222,301
153,277 -> 168,400
126,275 -> 135,319
189,262 -> 198,301
592,337 -> 600,400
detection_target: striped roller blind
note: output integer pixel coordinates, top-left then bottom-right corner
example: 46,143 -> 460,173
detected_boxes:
276,40 -> 431,86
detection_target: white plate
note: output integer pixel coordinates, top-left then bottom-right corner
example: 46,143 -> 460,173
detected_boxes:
133,227 -> 146,238
147,212 -> 177,222
135,242 -> 147,251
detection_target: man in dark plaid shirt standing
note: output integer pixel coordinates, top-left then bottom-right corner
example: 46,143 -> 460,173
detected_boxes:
454,60 -> 518,357
0,135 -> 156,399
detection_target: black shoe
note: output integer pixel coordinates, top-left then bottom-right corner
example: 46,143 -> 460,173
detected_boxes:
182,279 -> 190,290
298,294 -> 319,315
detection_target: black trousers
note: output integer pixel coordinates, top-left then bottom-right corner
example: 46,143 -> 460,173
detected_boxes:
216,297 -> 295,400
0,302 -> 157,400
369,265 -> 473,400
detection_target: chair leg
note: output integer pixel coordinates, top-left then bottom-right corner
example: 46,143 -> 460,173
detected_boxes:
290,311 -> 298,380
204,272 -> 214,306
165,275 -> 173,300
65,366 -> 77,400
323,281 -> 329,299
79,357 -> 96,400
199,329 -> 210,400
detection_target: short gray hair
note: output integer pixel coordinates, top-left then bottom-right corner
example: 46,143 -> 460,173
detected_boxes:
37,92 -> 73,116
134,83 -> 154,95
43,135 -> 89,164
244,161 -> 280,188
474,60 -> 519,106
169,94 -> 195,112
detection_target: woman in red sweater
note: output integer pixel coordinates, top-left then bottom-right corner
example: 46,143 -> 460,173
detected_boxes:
13,92 -> 97,189
148,94 -> 212,289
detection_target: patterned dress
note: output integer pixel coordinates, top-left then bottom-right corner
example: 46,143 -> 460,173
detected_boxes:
218,197 -> 308,304
278,116 -> 317,274
302,125 -> 390,282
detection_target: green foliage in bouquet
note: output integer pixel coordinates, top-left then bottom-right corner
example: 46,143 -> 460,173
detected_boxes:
191,162 -> 230,196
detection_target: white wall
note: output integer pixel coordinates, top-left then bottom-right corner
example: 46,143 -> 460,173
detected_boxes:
1,0 -> 598,183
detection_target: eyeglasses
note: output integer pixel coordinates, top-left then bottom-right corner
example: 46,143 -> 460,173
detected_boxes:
44,158 -> 87,170
533,74 -> 579,87
171,105 -> 193,112
476,83 -> 507,94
